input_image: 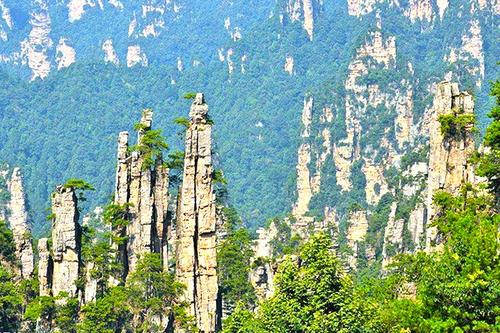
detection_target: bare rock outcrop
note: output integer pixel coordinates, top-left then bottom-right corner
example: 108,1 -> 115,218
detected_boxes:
285,0 -> 318,40
346,209 -> 369,269
250,223 -> 278,302
37,238 -> 52,297
110,110 -> 171,280
7,168 -> 34,278
176,93 -> 220,332
51,185 -> 81,298
425,81 -> 476,248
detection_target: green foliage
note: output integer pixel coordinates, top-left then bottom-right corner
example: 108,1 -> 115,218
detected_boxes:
165,150 -> 185,170
212,169 -> 228,185
475,80 -> 500,203
102,202 -> 129,230
63,178 -> 95,202
267,217 -> 300,258
0,266 -> 23,331
174,117 -> 191,129
183,92 -> 197,100
63,178 -> 95,191
127,253 -> 185,332
78,287 -> 131,333
222,302 -> 266,333
438,109 -> 477,139
226,233 -> 372,332
79,253 -> 191,332
218,207 -> 256,311
54,297 -> 79,332
25,294 -> 79,333
360,186 -> 500,332
0,220 -> 16,262
129,120 -> 169,171
25,295 -> 55,323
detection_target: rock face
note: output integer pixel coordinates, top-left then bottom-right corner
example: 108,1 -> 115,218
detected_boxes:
51,185 -> 81,298
20,0 -> 53,80
285,0 -> 318,40
127,111 -> 156,273
37,238 -> 52,297
446,19 -> 485,87
293,96 -> 315,218
111,110 -> 170,279
176,93 -> 220,332
7,168 -> 34,278
425,81 -> 476,248
250,223 -> 278,302
346,209 -> 369,269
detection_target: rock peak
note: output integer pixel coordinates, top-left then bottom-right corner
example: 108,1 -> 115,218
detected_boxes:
7,167 -> 34,278
189,93 -> 209,124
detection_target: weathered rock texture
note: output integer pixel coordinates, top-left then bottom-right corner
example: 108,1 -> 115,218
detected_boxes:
346,209 -> 369,269
37,238 -> 52,296
425,81 -> 476,248
110,110 -> 171,281
250,223 -> 278,302
83,212 -> 98,304
7,167 -> 34,278
293,96 -> 315,219
285,0 -> 319,40
176,93 -> 220,332
51,185 -> 81,298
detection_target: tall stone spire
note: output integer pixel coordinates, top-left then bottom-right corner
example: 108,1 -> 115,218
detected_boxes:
110,131 -> 130,285
51,185 -> 81,298
176,93 -> 220,332
425,81 -> 476,248
110,110 -> 170,280
37,238 -> 52,296
7,168 -> 34,278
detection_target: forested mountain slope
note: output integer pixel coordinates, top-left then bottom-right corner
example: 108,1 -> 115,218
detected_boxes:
0,0 -> 498,233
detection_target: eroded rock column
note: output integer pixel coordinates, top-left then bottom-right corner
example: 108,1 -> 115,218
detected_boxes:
110,131 -> 130,285
111,110 -> 171,281
176,93 -> 219,332
7,168 -> 34,278
127,110 -> 155,273
51,185 -> 81,298
37,238 -> 52,296
425,81 -> 476,248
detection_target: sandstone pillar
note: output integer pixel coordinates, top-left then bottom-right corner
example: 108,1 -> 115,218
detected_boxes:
176,93 -> 219,332
51,185 -> 81,298
425,81 -> 476,248
7,168 -> 34,278
37,238 -> 52,297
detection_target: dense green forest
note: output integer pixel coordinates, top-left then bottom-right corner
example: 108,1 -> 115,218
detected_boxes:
0,80 -> 498,332
0,1 -> 499,329
0,0 -> 498,234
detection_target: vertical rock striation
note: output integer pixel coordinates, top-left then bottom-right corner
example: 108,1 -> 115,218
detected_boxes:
176,93 -> 219,333
126,110 -> 155,273
425,81 -> 476,248
111,110 -> 170,279
37,238 -> 52,296
7,167 -> 34,278
250,223 -> 278,302
346,209 -> 369,269
51,185 -> 81,298
110,131 -> 130,285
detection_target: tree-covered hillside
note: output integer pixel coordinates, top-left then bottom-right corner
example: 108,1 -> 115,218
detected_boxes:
0,0 -> 498,234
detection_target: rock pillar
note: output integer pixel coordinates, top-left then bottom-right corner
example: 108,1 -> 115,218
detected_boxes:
37,238 -> 52,297
176,93 -> 219,332
51,185 -> 81,298
7,168 -> 34,278
425,81 -> 476,248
